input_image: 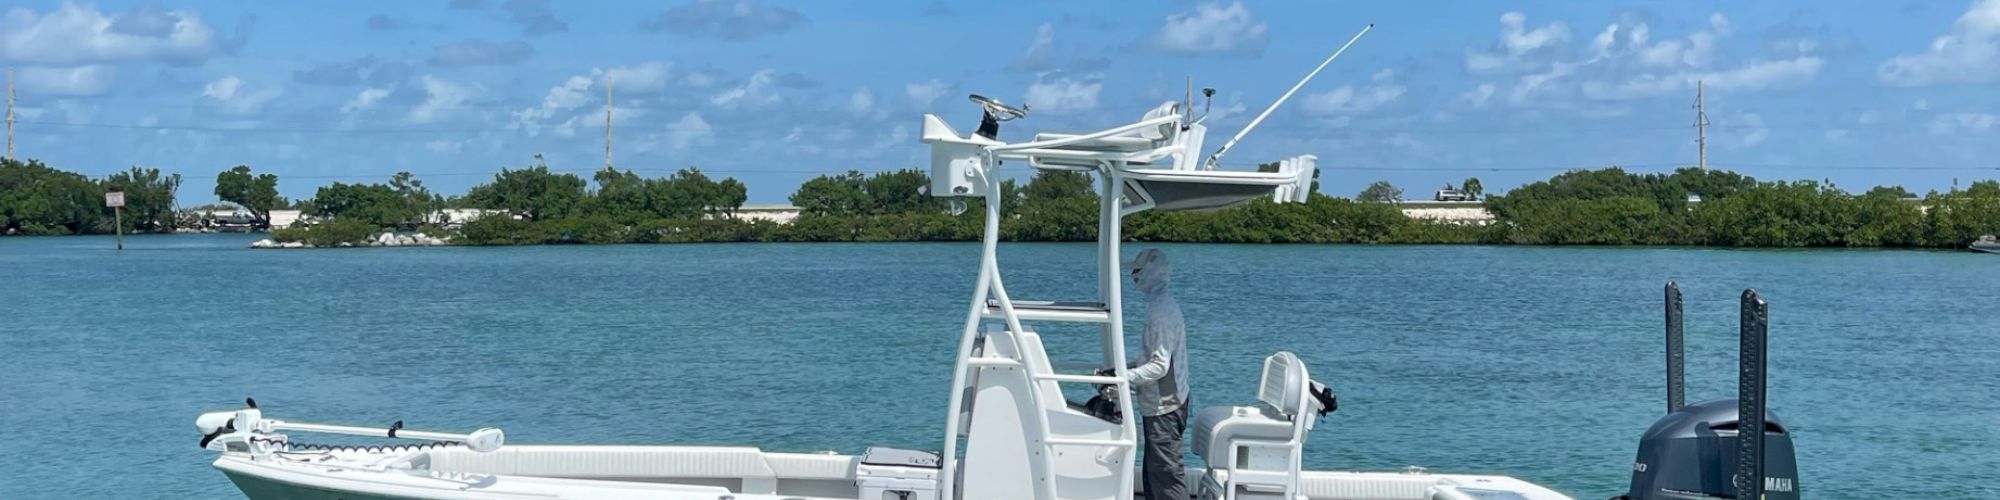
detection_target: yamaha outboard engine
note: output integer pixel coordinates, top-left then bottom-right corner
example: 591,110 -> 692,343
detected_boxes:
1621,284 -> 1799,499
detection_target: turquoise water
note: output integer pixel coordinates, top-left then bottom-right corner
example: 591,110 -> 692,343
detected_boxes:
2,234 -> 1996,499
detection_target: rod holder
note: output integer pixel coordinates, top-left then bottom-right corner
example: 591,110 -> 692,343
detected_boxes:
1665,282 -> 1684,414
1735,289 -> 1768,499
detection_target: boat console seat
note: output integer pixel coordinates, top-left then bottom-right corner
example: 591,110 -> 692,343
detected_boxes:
1192,352 -> 1331,500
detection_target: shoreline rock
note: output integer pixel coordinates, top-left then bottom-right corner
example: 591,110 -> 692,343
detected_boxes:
251,232 -> 452,249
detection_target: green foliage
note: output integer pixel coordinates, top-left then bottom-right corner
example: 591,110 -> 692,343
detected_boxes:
457,215 -> 545,246
550,216 -> 630,244
103,166 -> 182,233
465,159 -> 587,221
312,182 -> 403,227
1461,177 -> 1483,198
1692,181 -> 1854,247
270,218 -> 376,247
1924,180 -> 2000,246
1863,185 -> 1916,199
7,155 -> 1995,250
1009,170 -> 1098,241
214,165 -> 282,222
1358,180 -> 1402,203
590,167 -> 747,222
1,158 -> 181,235
390,171 -> 441,225
790,170 -> 873,216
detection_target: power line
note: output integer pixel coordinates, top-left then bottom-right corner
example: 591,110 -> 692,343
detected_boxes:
14,119 -> 496,135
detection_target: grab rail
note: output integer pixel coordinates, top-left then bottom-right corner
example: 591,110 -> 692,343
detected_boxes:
987,115 -> 1179,154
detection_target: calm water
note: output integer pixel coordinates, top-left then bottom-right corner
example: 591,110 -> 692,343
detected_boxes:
1,234 -> 1995,498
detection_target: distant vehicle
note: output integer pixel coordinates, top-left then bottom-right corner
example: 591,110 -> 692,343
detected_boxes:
1434,188 -> 1477,202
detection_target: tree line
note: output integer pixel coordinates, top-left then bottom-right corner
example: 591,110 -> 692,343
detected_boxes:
1,158 -> 182,235
7,155 -> 1997,248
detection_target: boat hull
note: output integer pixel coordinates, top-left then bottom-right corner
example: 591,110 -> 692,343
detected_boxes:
211,448 -> 1571,500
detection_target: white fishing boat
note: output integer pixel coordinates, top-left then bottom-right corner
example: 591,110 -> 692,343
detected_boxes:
194,26 -> 1573,500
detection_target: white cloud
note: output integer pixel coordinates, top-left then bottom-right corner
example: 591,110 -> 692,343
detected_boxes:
600,61 -> 672,93
848,87 -> 876,114
639,0 -> 806,41
426,139 -> 464,153
863,124 -> 912,155
1008,23 -> 1107,73
512,62 -> 671,136
1146,1 -> 1268,56
1459,83 -> 1496,108
1579,57 -> 1822,99
1466,11 -> 1570,73
46,99 -> 98,124
1928,112 -> 1998,135
1387,132 -> 1426,151
710,69 -> 781,108
1200,91 -> 1249,123
684,70 -> 719,89
1698,57 -> 1823,91
1510,61 -> 1577,104
201,76 -> 282,116
1879,0 -> 2000,86
1478,11 -> 1823,103
1914,99 -> 1931,111
513,75 -> 593,135
340,87 -> 390,114
16,65 -> 116,97
1024,76 -> 1102,114
1824,129 -> 1849,141
409,75 -> 477,124
0,3 -> 228,66
906,79 -> 951,107
665,111 -> 714,150
1729,112 -> 1767,148
1303,70 -> 1404,114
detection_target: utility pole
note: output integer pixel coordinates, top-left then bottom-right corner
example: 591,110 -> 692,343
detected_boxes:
604,75 -> 613,170
7,67 -> 15,160
1693,80 -> 1707,172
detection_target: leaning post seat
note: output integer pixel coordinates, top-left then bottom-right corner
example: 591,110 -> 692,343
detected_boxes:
1192,351 -> 1323,500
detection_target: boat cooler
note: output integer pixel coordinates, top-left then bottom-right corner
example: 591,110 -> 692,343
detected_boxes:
856,447 -> 941,500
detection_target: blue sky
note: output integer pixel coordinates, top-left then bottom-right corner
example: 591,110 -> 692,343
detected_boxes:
4,0 -> 1998,203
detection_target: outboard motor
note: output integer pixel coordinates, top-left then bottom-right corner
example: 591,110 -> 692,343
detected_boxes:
1622,284 -> 1799,499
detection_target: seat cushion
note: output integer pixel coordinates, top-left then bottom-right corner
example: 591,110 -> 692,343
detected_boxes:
1190,406 -> 1294,462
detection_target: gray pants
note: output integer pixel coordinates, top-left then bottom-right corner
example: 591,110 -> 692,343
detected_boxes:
1141,403 -> 1189,500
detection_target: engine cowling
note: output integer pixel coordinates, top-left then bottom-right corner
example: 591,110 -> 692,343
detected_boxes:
1625,399 -> 1799,499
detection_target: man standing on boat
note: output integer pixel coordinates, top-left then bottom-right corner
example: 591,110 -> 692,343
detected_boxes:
1124,248 -> 1189,500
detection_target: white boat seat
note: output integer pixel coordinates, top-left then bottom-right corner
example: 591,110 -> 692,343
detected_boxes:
1191,405 -> 1294,463
1191,352 -> 1324,500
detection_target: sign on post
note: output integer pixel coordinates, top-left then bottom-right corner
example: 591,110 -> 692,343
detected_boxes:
106,190 -> 126,250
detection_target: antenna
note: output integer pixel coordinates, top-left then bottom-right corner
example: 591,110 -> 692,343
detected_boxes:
1184,75 -> 1193,129
1206,23 -> 1372,169
7,67 -> 14,160
605,74 -> 614,169
1694,80 -> 1707,172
